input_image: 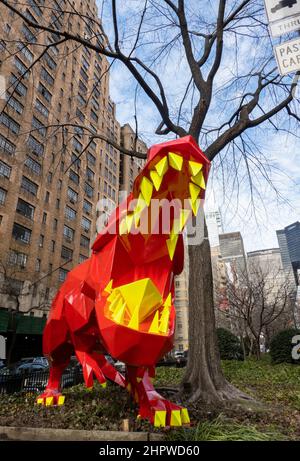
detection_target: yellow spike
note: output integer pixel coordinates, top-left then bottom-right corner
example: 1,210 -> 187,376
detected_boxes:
154,156 -> 168,176
125,213 -> 134,232
191,170 -> 206,190
57,395 -> 65,406
170,410 -> 182,427
37,398 -> 44,405
166,234 -> 178,260
140,177 -> 153,206
148,310 -> 160,334
189,160 -> 203,176
159,305 -> 170,334
109,293 -> 122,312
189,198 -> 200,216
134,193 -> 147,227
150,170 -> 163,191
107,290 -> 117,303
128,305 -> 140,330
119,217 -> 128,235
164,293 -> 172,307
168,152 -> 183,171
181,408 -> 190,424
189,182 -> 201,203
45,397 -> 54,406
154,410 -> 166,427
112,300 -> 126,324
104,280 -> 113,294
179,209 -> 190,230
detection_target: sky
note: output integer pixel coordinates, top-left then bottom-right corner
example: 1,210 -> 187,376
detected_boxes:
97,1 -> 300,254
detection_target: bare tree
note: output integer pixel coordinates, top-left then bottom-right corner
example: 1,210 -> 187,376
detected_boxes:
219,266 -> 296,359
1,0 -> 299,404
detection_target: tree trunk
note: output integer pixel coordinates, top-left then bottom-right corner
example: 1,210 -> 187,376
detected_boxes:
181,220 -> 248,404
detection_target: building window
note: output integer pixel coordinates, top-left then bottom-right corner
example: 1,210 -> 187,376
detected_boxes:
22,24 -> 37,43
7,95 -> 24,114
87,152 -> 96,166
35,99 -> 49,118
31,116 -> 46,137
14,56 -> 29,78
61,245 -> 73,260
40,66 -> 54,86
0,160 -> 11,179
16,198 -> 35,219
84,182 -> 93,198
73,138 -> 83,152
39,234 -> 44,247
71,153 -> 81,169
24,156 -> 41,175
10,74 -> 27,97
69,170 -> 79,185
53,218 -> 58,230
51,240 -> 55,252
45,191 -> 50,203
90,109 -> 98,123
67,187 -> 78,203
43,51 -> 56,70
56,198 -> 60,209
0,188 -> 7,205
17,44 -> 34,62
80,234 -> 90,248
47,172 -> 52,184
12,222 -> 31,244
6,278 -> 24,295
86,168 -> 94,182
27,135 -> 44,156
65,205 -> 76,221
81,216 -> 91,232
59,268 -> 68,282
9,250 -> 28,268
83,199 -> 92,215
0,112 -> 20,134
79,254 -> 88,263
42,212 -> 47,224
20,176 -> 38,196
35,258 -> 41,272
38,82 -> 52,102
0,134 -> 16,155
63,225 -> 74,242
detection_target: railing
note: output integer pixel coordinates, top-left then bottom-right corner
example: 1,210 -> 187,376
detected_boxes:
0,368 -> 84,395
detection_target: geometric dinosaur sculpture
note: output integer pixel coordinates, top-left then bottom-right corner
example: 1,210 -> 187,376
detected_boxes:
36,136 -> 210,427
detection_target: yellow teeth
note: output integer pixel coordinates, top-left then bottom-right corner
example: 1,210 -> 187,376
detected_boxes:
191,170 -> 206,189
173,209 -> 191,234
166,234 -> 178,260
133,193 -> 147,227
189,160 -> 203,176
128,305 -> 140,330
150,170 -> 163,191
164,293 -> 172,307
168,152 -> 183,171
148,310 -> 160,334
140,177 -> 153,206
154,156 -> 168,176
104,280 -> 113,294
159,305 -> 170,333
189,182 -> 201,203
170,410 -> 182,426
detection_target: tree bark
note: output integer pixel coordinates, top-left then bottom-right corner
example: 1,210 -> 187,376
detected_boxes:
181,220 -> 249,403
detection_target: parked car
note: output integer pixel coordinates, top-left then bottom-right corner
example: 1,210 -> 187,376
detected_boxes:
15,363 -> 48,375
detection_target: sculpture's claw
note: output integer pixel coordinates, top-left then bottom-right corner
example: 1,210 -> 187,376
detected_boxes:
154,410 -> 167,427
181,408 -> 190,425
170,409 -> 182,427
36,392 -> 65,406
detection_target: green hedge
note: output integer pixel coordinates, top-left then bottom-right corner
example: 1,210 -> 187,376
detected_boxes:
216,328 -> 244,361
270,329 -> 300,364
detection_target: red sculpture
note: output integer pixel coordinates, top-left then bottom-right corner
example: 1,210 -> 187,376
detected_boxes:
37,136 -> 210,427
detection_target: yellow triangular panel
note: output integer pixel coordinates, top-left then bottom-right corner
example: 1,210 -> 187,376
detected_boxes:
181,408 -> 190,424
189,182 -> 201,203
166,234 -> 178,260
189,160 -> 203,176
112,301 -> 126,324
168,152 -> 183,171
159,305 -> 170,333
119,218 -> 128,235
164,293 -> 172,307
148,310 -> 160,334
109,293 -> 122,312
150,170 -> 163,191
140,177 -> 153,206
118,278 -> 162,323
128,305 -> 139,330
191,170 -> 206,189
125,213 -> 134,232
154,156 -> 168,176
179,209 -> 190,230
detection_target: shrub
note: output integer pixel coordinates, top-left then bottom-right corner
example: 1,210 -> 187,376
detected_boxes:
216,328 -> 244,361
270,329 -> 300,364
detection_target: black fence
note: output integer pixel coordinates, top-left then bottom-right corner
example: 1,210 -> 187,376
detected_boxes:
0,369 -> 84,395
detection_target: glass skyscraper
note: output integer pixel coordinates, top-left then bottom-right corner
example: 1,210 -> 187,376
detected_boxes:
277,222 -> 300,285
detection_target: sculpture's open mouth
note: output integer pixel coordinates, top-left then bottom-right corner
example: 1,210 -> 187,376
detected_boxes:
102,278 -> 173,336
